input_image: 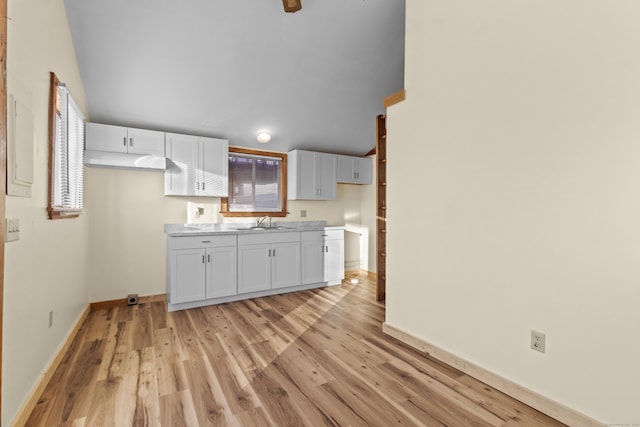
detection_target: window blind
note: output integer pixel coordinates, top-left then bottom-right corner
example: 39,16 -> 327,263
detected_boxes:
52,83 -> 85,213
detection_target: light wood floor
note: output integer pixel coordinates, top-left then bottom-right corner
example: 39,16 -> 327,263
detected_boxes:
25,272 -> 566,426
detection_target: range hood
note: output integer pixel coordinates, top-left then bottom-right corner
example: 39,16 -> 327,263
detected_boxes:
84,150 -> 167,170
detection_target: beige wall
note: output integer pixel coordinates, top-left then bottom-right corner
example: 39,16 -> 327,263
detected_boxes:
386,0 -> 640,424
3,0 -> 89,424
85,167 -> 366,302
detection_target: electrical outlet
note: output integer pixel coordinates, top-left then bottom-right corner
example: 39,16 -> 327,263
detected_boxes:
531,330 -> 545,353
300,210 -> 307,218
49,310 -> 54,328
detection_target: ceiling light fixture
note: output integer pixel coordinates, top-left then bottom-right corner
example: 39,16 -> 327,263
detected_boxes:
282,0 -> 302,13
256,131 -> 272,144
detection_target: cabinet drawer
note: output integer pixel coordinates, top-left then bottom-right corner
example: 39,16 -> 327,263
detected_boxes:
301,231 -> 324,242
238,231 -> 300,246
323,229 -> 344,240
168,235 -> 237,250
301,229 -> 343,242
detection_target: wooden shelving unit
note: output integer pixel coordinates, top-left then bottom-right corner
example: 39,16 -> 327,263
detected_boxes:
376,114 -> 386,301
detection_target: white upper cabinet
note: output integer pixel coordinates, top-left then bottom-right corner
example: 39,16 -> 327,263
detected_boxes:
336,155 -> 372,185
288,149 -> 337,200
86,122 -> 165,156
165,133 -> 228,197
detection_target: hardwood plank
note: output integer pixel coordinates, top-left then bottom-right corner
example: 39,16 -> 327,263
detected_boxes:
133,347 -> 161,426
183,356 -> 226,426
153,327 -> 188,396
23,279 -> 570,427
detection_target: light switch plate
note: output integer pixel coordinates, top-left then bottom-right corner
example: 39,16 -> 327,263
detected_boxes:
6,218 -> 20,242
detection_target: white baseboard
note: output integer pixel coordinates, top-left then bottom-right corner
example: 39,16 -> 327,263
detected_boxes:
382,322 -> 604,427
10,305 -> 91,427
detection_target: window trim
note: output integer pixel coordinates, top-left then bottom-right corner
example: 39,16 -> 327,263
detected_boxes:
47,72 -> 84,220
221,146 -> 288,218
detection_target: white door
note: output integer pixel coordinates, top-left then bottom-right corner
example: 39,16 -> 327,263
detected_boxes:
271,241 -> 301,289
325,239 -> 345,283
127,127 -> 165,156
297,151 -> 317,199
238,243 -> 272,293
165,133 -> 198,196
171,248 -> 206,304
354,157 -> 373,184
206,246 -> 237,298
316,152 -> 337,200
199,137 -> 229,197
301,240 -> 325,285
337,155 -> 355,183
85,123 -> 128,153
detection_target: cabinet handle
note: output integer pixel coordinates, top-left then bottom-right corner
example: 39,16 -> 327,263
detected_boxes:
202,255 -> 205,263
129,137 -> 133,147
273,248 -> 276,256
196,182 -> 200,191
202,182 -> 205,191
123,137 -> 127,147
208,254 -> 211,263
325,246 -> 329,252
268,249 -> 272,257
202,240 -> 211,243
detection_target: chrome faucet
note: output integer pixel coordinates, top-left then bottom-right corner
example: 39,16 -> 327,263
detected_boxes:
256,216 -> 271,228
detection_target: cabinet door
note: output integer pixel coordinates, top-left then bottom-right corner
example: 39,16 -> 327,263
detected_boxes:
271,242 -> 301,289
296,150 -> 317,199
316,152 -> 337,200
170,248 -> 206,303
127,127 -> 165,156
354,157 -> 373,184
301,240 -> 325,285
199,137 -> 229,197
325,239 -> 345,283
206,246 -> 237,298
85,123 -> 128,153
337,155 -> 355,183
165,133 -> 198,196
238,243 -> 272,294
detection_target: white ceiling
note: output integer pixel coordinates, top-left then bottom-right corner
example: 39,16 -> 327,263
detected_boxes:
64,0 -> 405,156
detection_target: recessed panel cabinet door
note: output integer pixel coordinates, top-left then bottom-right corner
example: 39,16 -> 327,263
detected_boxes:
170,248 -> 206,304
316,152 -> 337,199
165,133 -> 198,196
85,123 -> 128,153
301,240 -> 325,285
238,243 -> 272,294
127,127 -> 165,156
296,150 -> 317,199
271,241 -> 301,289
325,238 -> 345,283
199,136 -> 229,197
206,246 -> 237,298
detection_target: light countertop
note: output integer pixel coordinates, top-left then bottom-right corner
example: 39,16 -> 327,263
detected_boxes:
165,221 -> 343,237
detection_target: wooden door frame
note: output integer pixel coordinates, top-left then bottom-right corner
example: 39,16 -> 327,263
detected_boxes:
1,0 -> 8,416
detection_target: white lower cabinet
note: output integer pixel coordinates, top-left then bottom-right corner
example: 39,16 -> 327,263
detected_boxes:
167,228 -> 342,311
238,232 -> 301,294
301,228 -> 345,285
167,235 -> 237,306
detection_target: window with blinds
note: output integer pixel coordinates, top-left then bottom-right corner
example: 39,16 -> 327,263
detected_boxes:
221,147 -> 287,217
48,72 -> 85,219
